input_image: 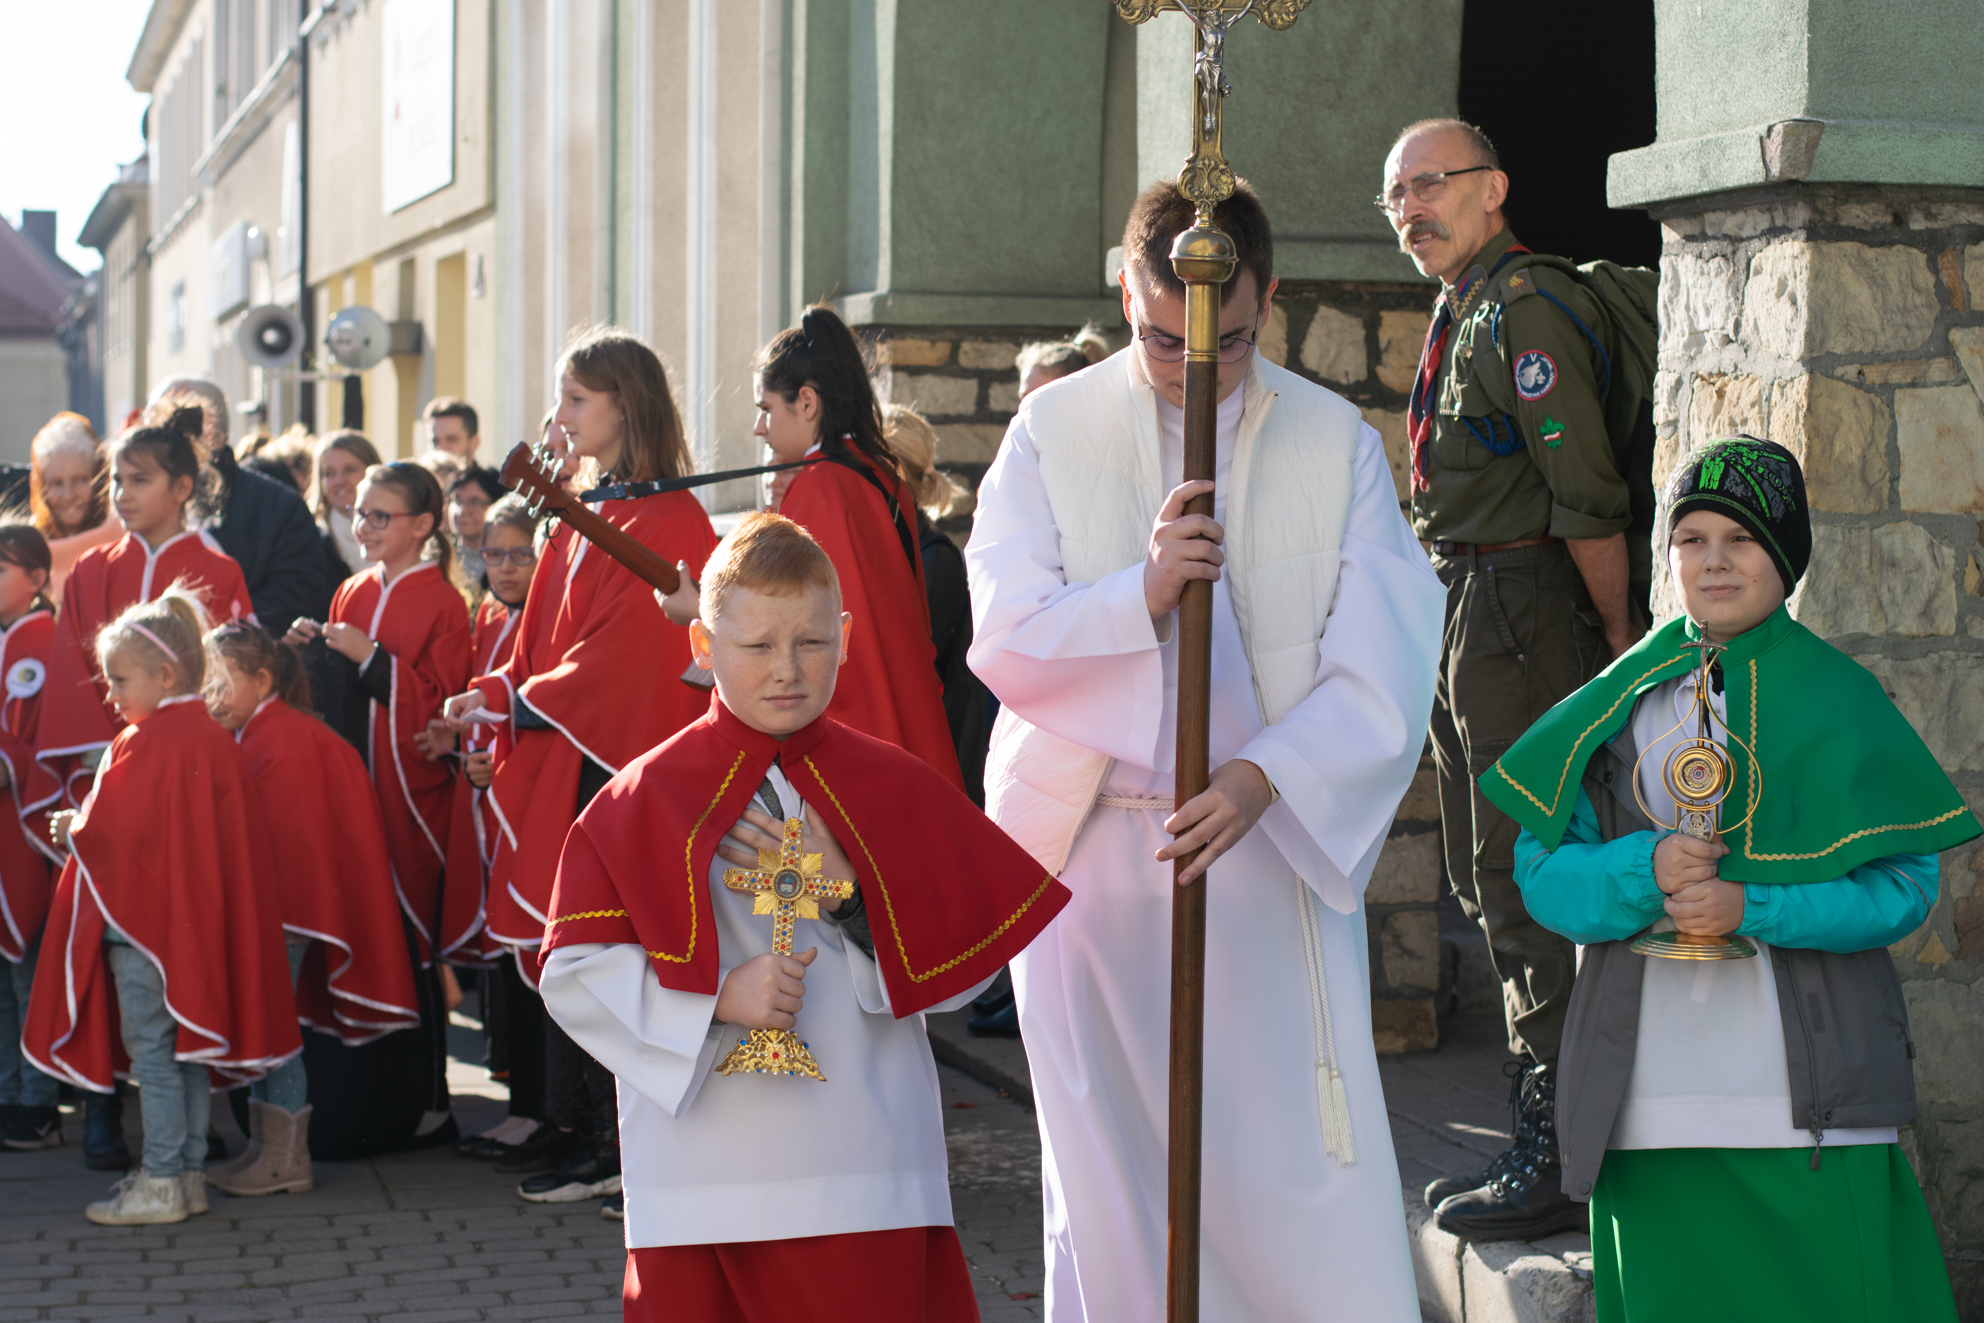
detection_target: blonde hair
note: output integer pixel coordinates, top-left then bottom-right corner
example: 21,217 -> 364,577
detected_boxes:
881,404 -> 967,521
1015,324 -> 1111,383
700,513 -> 840,623
96,583 -> 212,694
412,448 -> 467,492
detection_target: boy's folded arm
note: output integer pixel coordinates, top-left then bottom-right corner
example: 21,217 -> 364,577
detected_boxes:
1513,789 -> 1667,944
539,942 -> 726,1118
1737,851 -> 1939,954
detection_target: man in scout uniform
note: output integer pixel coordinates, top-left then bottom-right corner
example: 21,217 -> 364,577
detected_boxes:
1382,117 -> 1646,1240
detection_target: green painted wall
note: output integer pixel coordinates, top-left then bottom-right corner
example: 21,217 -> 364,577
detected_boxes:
1612,0 -> 1984,206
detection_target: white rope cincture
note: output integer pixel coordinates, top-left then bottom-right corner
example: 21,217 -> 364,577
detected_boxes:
1094,795 -> 1175,811
1298,876 -> 1356,1166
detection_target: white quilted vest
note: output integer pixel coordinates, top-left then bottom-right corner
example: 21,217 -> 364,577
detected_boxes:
981,349 -> 1363,874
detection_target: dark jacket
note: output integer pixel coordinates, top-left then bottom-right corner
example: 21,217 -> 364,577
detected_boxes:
207,445 -> 333,632
919,511 -> 988,806
1556,729 -> 1920,1202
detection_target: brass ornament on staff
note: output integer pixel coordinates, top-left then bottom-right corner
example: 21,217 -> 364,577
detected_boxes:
1111,3 -> 1311,1319
1630,640 -> 1761,961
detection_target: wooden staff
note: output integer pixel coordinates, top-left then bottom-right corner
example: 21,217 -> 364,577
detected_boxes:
1109,4 -> 1314,1318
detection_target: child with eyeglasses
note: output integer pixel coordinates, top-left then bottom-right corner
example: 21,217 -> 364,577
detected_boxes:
287,461 -> 473,971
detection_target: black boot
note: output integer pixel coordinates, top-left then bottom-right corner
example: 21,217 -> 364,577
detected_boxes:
1434,1061 -> 1587,1242
83,1090 -> 130,1171
1424,1059 -> 1533,1207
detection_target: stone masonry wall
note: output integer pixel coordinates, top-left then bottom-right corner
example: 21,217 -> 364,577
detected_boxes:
867,284 -> 1456,1055
1652,185 -> 1984,1310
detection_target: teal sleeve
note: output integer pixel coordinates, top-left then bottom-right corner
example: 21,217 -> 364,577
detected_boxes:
1738,853 -> 1938,954
1512,788 -> 1667,944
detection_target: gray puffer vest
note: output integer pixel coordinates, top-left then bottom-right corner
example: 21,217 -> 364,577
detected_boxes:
1556,727 -> 1921,1202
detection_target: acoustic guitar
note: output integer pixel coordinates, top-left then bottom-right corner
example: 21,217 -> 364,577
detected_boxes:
498,440 -> 713,690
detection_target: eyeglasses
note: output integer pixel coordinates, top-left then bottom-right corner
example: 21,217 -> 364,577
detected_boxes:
1373,166 -> 1492,215
353,508 -> 421,531
1136,328 -> 1259,365
480,547 -> 539,569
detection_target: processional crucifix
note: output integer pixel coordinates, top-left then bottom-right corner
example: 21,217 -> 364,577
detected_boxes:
1109,2 -> 1312,1319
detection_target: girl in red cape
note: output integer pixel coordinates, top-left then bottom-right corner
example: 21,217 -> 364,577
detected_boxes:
0,525 -> 65,1152
291,462 -> 473,966
24,588 -> 297,1226
202,624 -> 423,1198
36,409 -> 253,809
444,327 -> 716,1199
436,497 -> 547,1161
748,306 -> 963,791
539,514 -> 1067,1321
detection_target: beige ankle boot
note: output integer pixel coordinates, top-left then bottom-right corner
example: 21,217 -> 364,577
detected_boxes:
85,1169 -> 188,1225
208,1104 -> 313,1196
209,1099 -> 264,1180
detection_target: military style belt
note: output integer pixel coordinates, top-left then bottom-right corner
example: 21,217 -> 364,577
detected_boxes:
1430,535 -> 1563,557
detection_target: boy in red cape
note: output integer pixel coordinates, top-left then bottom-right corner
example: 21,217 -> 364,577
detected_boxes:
540,514 -> 1067,1322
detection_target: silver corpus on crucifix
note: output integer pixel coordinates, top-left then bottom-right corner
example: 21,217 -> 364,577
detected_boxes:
1630,640 -> 1760,961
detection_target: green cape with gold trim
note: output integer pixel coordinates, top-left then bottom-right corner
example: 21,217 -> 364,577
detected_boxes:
1480,606 -> 1979,883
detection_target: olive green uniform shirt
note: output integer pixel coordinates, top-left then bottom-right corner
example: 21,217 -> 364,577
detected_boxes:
1410,228 -> 1633,558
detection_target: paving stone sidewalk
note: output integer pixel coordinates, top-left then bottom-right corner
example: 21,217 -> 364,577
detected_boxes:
0,1020 -> 1044,1322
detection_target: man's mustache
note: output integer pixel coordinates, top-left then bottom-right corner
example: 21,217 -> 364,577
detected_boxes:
1401,221 -> 1451,250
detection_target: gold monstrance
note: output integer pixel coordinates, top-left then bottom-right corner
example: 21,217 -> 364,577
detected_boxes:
1110,4 -> 1311,1320
1630,640 -> 1760,961
716,815 -> 855,1081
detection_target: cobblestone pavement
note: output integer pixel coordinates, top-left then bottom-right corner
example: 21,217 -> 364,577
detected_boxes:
0,1032 -> 1046,1321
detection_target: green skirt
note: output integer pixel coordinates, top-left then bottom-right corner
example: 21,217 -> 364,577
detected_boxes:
1590,1145 -> 1955,1323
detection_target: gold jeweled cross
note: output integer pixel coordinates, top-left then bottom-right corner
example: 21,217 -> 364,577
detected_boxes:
714,815 -> 855,1082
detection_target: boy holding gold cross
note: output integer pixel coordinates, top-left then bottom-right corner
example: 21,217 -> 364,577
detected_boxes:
536,513 -> 1068,1321
1483,436 -> 1978,1321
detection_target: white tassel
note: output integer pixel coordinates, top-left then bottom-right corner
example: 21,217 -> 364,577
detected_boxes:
1319,1064 -> 1357,1166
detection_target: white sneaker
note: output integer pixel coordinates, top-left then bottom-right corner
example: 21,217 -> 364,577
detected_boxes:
179,1169 -> 209,1215
85,1169 -> 188,1225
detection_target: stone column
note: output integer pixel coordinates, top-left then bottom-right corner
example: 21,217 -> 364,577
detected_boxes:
1611,0 -> 1984,1304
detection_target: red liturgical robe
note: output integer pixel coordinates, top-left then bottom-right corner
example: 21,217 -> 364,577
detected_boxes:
476,494 -> 717,962
330,563 -> 473,965
238,698 -> 421,1042
543,700 -> 1067,1014
778,454 -> 964,790
24,697 -> 300,1089
37,530 -> 253,807
0,610 -> 58,963
445,597 -> 519,962
623,1226 -> 979,1323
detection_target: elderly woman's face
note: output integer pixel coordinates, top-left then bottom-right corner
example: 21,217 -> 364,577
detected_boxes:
39,452 -> 96,533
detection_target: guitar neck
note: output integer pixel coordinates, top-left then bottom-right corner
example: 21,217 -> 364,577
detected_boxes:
548,501 -> 681,595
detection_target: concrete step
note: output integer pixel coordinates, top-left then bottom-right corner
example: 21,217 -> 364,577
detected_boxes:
927,1007 -> 1595,1322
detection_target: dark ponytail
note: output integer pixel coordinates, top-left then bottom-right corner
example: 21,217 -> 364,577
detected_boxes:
206,622 -> 315,715
754,305 -> 902,482
109,407 -> 207,513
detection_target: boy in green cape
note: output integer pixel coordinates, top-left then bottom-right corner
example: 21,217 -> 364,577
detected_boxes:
1481,435 -> 1978,1322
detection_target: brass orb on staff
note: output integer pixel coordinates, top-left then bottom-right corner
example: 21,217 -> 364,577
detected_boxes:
1630,640 -> 1761,961
1111,2 -> 1312,1319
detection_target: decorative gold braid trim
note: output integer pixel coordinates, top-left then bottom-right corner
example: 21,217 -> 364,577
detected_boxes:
1491,654 -> 1689,817
1737,656 -> 1968,862
645,751 -> 744,965
547,908 -> 629,924
802,755 -> 1056,984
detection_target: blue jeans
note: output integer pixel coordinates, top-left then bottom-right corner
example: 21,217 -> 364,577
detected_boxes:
250,937 -> 309,1112
105,942 -> 209,1177
0,935 -> 59,1108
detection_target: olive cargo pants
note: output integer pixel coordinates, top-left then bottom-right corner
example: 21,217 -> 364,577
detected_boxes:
1429,542 -> 1606,1064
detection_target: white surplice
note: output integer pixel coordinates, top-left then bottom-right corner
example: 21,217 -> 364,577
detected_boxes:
538,763 -> 989,1250
966,385 -> 1443,1321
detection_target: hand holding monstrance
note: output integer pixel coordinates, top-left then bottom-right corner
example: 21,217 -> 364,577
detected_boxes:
712,782 -> 859,1081
1630,640 -> 1760,960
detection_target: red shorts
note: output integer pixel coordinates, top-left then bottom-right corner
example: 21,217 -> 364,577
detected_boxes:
623,1225 -> 979,1322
